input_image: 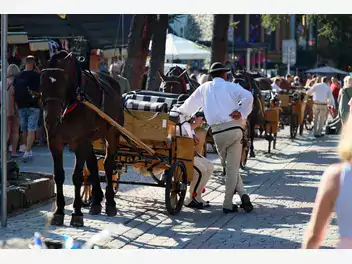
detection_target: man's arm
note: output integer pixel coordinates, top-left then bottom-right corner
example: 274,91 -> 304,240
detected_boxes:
177,86 -> 204,117
236,84 -> 254,119
306,84 -> 316,96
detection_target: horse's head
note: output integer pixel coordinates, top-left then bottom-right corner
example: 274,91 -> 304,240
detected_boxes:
158,66 -> 198,94
39,69 -> 73,133
48,50 -> 84,89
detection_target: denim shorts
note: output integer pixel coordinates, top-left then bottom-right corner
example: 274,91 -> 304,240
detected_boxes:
18,108 -> 41,132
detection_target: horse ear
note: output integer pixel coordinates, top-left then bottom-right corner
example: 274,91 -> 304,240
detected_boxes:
157,69 -> 166,81
177,70 -> 187,78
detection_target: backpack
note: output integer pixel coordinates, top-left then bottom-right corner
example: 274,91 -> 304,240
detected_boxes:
339,88 -> 352,123
13,75 -> 31,107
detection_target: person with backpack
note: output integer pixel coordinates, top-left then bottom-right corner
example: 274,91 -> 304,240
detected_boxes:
338,76 -> 352,125
13,55 -> 41,162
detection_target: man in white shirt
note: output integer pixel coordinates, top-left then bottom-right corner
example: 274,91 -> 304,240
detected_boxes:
177,62 -> 254,214
307,76 -> 336,137
175,112 -> 214,209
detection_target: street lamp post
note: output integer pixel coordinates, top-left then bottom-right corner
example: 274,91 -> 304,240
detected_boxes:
1,14 -> 8,228
287,46 -> 291,75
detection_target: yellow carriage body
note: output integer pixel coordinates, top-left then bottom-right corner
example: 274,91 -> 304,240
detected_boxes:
264,107 -> 280,134
92,110 -> 194,183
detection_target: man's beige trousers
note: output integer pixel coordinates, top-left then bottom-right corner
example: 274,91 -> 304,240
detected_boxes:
212,120 -> 246,210
313,104 -> 328,136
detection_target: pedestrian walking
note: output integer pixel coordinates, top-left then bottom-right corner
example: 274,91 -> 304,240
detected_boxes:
338,76 -> 352,125
306,76 -> 335,137
302,116 -> 352,249
13,55 -> 41,162
0,64 -> 20,157
330,77 -> 341,118
177,62 -> 254,214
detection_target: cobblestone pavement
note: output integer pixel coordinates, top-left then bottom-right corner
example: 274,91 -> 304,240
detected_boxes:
0,127 -> 340,249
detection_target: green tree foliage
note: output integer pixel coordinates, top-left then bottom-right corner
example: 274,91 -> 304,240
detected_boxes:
261,14 -> 352,69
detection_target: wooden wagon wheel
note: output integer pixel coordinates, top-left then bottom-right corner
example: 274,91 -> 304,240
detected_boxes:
165,161 -> 188,215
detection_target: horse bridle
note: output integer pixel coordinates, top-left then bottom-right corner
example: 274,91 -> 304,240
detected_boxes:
39,68 -> 68,126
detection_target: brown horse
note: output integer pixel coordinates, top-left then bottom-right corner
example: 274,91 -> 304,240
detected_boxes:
158,66 -> 200,94
39,50 -> 124,227
231,69 -> 267,158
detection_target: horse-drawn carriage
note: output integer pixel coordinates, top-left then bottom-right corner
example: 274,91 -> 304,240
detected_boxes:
277,87 -> 309,138
81,90 -> 197,215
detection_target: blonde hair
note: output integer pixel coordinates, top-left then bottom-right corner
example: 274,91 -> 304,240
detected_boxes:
338,116 -> 352,161
343,76 -> 352,88
7,64 -> 20,78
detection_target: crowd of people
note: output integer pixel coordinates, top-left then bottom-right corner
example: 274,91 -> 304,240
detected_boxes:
0,55 -> 132,162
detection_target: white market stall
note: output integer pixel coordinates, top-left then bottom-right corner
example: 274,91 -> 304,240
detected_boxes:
306,66 -> 348,75
149,33 -> 211,72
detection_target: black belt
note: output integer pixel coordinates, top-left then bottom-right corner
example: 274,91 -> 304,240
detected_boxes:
212,126 -> 244,135
212,126 -> 245,144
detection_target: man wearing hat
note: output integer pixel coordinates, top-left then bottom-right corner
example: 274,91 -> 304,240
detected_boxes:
177,62 -> 254,214
13,55 -> 41,162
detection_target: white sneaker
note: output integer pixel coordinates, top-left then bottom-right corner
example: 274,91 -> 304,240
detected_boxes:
19,145 -> 25,153
8,145 -> 12,152
22,151 -> 33,162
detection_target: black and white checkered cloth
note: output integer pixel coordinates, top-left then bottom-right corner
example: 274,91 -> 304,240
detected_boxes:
124,99 -> 168,113
278,89 -> 306,95
124,94 -> 178,111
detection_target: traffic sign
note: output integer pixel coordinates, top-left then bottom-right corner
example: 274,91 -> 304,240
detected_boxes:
282,39 -> 296,65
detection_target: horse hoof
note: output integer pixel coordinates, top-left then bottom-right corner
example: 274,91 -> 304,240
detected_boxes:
105,206 -> 117,217
70,214 -> 84,227
50,214 -> 64,226
250,152 -> 256,158
89,204 -> 102,215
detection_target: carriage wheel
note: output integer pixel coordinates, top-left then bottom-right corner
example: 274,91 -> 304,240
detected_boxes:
304,109 -> 314,131
165,161 -> 188,215
290,114 -> 299,139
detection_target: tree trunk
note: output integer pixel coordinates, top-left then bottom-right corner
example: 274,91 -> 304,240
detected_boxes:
122,15 -> 155,90
211,15 -> 230,65
146,15 -> 169,91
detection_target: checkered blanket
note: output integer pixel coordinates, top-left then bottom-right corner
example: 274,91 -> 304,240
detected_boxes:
124,99 -> 168,113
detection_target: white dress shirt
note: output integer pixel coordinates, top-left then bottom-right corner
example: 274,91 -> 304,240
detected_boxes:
307,82 -> 335,107
271,83 -> 282,92
177,78 -> 254,126
176,114 -> 194,138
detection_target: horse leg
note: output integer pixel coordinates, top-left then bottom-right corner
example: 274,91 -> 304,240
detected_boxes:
50,145 -> 66,226
70,143 -> 86,227
104,134 -> 117,217
86,143 -> 104,215
249,122 -> 256,158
